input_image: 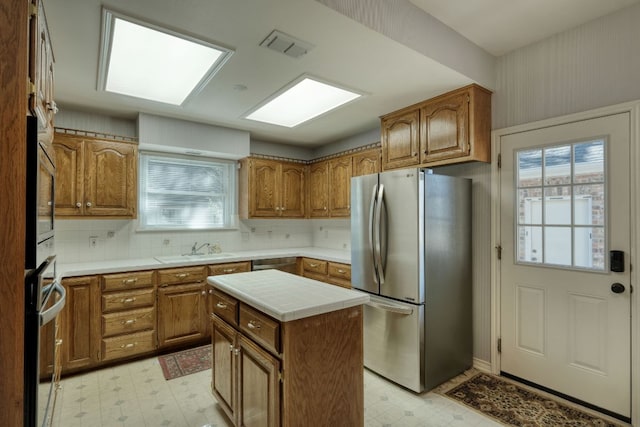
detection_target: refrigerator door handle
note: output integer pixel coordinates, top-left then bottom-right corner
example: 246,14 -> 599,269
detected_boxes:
369,184 -> 379,285
374,183 -> 385,285
366,300 -> 413,315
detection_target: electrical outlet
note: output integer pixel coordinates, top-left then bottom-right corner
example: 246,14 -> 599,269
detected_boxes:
106,231 -> 115,238
163,239 -> 170,246
89,236 -> 98,248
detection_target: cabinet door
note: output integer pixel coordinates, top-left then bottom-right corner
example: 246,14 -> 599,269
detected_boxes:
84,140 -> 137,217
280,162 -> 306,218
352,149 -> 380,177
237,334 -> 280,427
30,0 -> 55,132
53,136 -> 84,216
212,316 -> 238,423
60,276 -> 99,371
308,161 -> 329,218
420,91 -> 470,163
381,109 -> 420,170
157,283 -> 207,348
328,157 -> 352,217
250,159 -> 280,218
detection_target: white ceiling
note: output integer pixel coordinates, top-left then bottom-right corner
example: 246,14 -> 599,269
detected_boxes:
409,0 -> 639,56
45,0 -> 639,147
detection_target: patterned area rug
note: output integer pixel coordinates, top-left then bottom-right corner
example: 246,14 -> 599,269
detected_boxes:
443,373 -> 624,427
158,345 -> 212,380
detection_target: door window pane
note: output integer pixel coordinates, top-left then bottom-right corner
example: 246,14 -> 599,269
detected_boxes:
544,227 -> 572,266
515,139 -> 606,271
544,145 -> 571,185
518,149 -> 542,187
574,141 -> 604,183
518,189 -> 542,225
518,226 -> 542,263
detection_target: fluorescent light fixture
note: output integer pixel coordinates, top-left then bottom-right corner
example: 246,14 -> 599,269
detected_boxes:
99,9 -> 233,105
245,76 -> 362,127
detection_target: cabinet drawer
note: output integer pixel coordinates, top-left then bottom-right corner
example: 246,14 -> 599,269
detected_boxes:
102,307 -> 155,337
101,330 -> 156,361
239,304 -> 280,354
302,258 -> 327,274
211,290 -> 238,327
209,261 -> 251,276
328,263 -> 351,281
102,288 -> 155,312
102,271 -> 153,292
158,266 -> 206,285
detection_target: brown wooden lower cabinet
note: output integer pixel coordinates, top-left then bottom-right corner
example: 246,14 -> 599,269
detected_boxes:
301,257 -> 352,288
212,316 -> 281,427
59,276 -> 100,372
157,282 -> 208,348
211,289 -> 364,427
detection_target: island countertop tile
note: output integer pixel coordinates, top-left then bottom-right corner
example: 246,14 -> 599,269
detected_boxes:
207,269 -> 369,322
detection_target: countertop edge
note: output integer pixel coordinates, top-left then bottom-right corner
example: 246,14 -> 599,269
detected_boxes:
57,247 -> 350,279
207,271 -> 369,322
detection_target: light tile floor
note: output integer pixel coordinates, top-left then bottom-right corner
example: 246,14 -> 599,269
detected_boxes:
52,356 -> 503,427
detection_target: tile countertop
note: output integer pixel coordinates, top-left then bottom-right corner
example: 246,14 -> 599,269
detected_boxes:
56,247 -> 350,278
208,269 -> 369,322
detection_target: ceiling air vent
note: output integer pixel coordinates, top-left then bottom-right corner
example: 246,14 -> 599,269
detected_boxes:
259,30 -> 314,59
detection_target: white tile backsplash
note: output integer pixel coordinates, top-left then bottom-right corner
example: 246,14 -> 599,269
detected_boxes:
55,218 -> 326,263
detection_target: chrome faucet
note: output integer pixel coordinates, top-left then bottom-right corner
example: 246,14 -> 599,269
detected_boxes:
188,242 -> 209,256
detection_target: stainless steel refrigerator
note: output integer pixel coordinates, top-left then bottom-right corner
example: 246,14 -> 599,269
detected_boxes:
351,168 -> 472,392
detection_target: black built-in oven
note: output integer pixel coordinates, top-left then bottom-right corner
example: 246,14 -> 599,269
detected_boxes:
24,115 -> 65,427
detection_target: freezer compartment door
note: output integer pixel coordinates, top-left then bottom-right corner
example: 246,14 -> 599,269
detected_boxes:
351,173 -> 380,294
363,295 -> 424,392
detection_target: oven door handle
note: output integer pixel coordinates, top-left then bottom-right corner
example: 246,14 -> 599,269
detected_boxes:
40,281 -> 66,326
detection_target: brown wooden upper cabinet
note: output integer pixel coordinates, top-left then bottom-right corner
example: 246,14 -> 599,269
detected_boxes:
29,0 -> 56,141
239,158 -> 306,219
53,132 -> 137,218
381,84 -> 491,170
309,148 -> 380,218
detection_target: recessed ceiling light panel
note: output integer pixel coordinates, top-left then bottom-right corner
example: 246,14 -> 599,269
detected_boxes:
245,76 -> 362,128
98,9 -> 233,105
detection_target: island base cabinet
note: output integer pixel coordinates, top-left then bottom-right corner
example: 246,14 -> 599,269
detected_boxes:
281,306 -> 363,427
212,316 -> 237,422
212,316 -> 281,427
211,297 -> 364,427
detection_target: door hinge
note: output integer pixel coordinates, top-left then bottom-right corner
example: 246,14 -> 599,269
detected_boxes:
496,245 -> 502,260
497,153 -> 502,169
497,338 -> 502,354
278,371 -> 284,383
29,2 -> 37,16
630,285 -> 634,294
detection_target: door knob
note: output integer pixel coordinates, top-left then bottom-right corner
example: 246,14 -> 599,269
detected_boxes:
611,283 -> 625,294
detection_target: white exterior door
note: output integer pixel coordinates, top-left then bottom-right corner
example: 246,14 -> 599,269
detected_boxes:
499,113 -> 632,418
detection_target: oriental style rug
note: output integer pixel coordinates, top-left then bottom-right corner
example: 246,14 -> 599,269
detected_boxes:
441,372 -> 625,427
158,345 -> 212,380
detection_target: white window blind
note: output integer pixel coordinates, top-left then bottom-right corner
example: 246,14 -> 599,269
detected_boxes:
139,152 -> 236,230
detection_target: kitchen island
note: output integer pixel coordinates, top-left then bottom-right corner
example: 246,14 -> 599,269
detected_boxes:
207,269 -> 369,427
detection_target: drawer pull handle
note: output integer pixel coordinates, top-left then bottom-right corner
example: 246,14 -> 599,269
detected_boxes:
337,269 -> 346,274
121,297 -> 137,304
247,320 -> 261,330
309,263 -> 319,268
222,268 -> 235,273
233,348 -> 240,356
208,289 -> 214,294
122,278 -> 138,285
216,302 -> 228,309
120,342 -> 136,349
55,339 -> 63,346
121,319 -> 137,325
176,273 -> 189,279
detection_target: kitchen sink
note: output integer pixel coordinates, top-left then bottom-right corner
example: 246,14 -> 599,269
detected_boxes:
155,253 -> 237,263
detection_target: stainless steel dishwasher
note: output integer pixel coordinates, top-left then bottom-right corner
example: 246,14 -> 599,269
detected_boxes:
251,257 -> 298,274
